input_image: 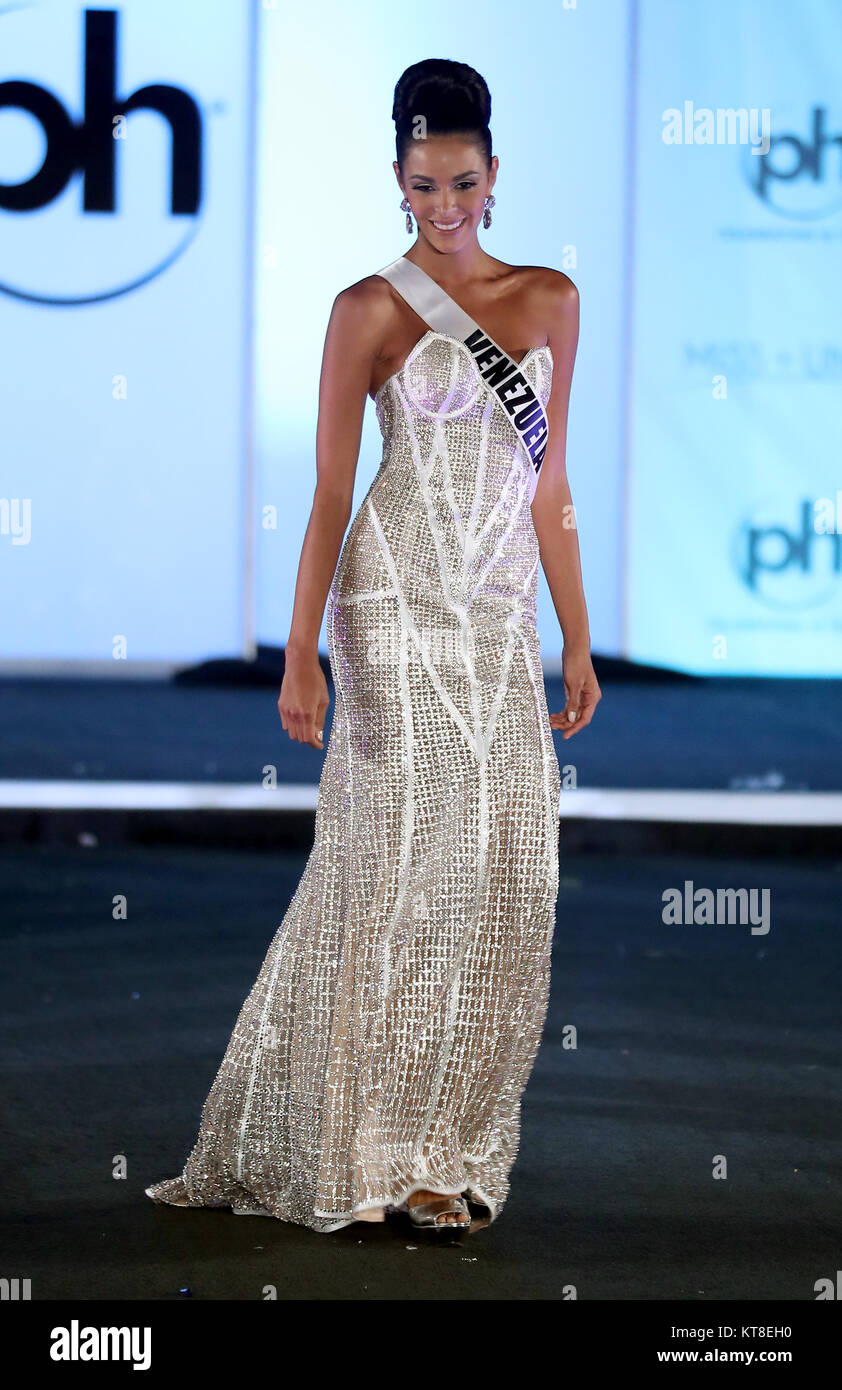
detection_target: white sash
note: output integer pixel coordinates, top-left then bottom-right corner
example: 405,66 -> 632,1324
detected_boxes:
375,255 -> 549,483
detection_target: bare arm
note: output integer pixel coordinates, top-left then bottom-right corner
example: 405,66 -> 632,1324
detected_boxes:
530,272 -> 601,739
278,280 -> 388,749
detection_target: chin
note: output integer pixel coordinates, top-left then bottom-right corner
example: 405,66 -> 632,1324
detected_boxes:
427,222 -> 474,247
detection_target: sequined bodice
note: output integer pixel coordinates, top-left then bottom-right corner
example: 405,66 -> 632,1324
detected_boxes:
335,331 -> 553,639
374,330 -> 552,486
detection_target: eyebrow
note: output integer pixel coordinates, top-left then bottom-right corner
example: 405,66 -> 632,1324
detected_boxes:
408,170 -> 480,181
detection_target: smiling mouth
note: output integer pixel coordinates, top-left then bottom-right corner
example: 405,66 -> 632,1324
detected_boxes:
431,217 -> 466,232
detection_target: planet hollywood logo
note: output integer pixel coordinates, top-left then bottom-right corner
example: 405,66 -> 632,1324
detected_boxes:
741,105 -> 842,220
735,499 -> 842,609
0,6 -> 204,303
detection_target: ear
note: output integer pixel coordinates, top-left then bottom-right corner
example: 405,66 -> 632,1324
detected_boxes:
393,160 -> 405,193
486,154 -> 499,194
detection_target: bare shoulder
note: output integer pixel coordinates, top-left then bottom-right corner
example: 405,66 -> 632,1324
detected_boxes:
493,260 -> 578,346
522,264 -> 579,315
329,273 -> 398,348
518,266 -> 579,355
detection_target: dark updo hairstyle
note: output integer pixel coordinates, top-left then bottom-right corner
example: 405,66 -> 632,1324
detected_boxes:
392,58 -> 492,170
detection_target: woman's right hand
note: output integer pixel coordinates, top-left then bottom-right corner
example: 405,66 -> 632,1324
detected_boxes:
278,651 -> 331,750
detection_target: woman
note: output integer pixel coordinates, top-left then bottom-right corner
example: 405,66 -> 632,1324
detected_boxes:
146,58 -> 600,1234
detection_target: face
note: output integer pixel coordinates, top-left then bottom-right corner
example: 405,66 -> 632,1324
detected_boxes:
395,135 -> 498,252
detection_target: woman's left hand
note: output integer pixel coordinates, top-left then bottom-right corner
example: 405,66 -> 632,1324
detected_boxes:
550,646 -> 602,740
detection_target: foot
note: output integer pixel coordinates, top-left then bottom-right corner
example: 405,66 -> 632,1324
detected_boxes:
407,1188 -> 470,1226
354,1205 -> 386,1223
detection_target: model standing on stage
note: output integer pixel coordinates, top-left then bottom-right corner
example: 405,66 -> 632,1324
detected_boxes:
146,57 -> 600,1233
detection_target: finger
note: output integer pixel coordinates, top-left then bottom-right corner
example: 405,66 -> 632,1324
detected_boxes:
549,683 -> 600,728
287,712 -> 306,744
551,710 -> 578,729
562,686 -> 584,730
306,707 -> 329,750
548,714 -> 579,734
311,699 -> 330,750
552,681 -> 581,738
562,692 -> 599,739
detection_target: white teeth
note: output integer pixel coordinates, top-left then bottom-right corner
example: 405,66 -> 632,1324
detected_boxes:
432,219 -> 465,230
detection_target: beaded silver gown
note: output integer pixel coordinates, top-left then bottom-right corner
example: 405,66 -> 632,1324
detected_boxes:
146,326 -> 561,1232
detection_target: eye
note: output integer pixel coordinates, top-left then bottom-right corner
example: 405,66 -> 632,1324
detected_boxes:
409,181 -> 477,193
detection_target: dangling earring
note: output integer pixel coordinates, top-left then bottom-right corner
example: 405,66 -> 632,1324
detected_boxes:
483,194 -> 496,229
400,197 -> 414,234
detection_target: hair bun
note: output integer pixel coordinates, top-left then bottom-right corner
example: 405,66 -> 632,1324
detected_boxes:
392,58 -> 491,131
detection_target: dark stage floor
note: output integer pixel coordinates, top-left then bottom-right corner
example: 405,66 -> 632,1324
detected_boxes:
1,673 -> 839,790
2,841 -> 839,1301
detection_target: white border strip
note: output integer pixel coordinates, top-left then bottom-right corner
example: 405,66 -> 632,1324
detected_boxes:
0,781 -> 319,811
559,789 -> 842,826
0,781 -> 840,825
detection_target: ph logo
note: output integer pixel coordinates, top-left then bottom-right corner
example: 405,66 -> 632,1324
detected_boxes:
736,500 -> 842,609
742,106 -> 842,220
0,6 -> 204,303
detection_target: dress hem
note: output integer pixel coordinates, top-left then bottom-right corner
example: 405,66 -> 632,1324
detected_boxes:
145,1171 -> 499,1233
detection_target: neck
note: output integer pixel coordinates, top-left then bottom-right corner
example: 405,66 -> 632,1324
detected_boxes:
405,237 -> 492,287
